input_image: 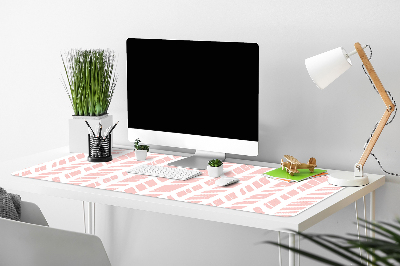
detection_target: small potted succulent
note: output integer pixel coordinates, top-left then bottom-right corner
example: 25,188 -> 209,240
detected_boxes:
134,138 -> 149,161
207,159 -> 224,178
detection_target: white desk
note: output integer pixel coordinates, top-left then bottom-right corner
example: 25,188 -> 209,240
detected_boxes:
0,146 -> 385,266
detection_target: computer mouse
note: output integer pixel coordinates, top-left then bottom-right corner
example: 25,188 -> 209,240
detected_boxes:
215,177 -> 239,187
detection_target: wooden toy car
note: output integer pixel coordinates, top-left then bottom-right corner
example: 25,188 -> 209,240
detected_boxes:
281,155 -> 317,176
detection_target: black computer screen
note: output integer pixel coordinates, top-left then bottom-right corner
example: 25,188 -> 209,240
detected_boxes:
126,38 -> 259,142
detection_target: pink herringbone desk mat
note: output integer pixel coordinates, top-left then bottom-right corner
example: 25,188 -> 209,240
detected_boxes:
12,148 -> 343,217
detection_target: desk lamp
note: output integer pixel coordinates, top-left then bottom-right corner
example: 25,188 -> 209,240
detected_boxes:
305,42 -> 395,186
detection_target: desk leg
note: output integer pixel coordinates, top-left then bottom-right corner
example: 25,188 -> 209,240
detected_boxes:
289,233 -> 295,266
83,201 -> 95,235
297,234 -> 300,266
370,190 -> 375,238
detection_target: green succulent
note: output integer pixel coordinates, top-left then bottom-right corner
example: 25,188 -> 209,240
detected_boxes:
208,159 -> 223,167
134,138 -> 149,152
61,49 -> 118,116
263,218 -> 400,266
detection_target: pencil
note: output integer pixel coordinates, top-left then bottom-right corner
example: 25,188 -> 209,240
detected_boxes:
85,120 -> 95,136
88,128 -> 94,137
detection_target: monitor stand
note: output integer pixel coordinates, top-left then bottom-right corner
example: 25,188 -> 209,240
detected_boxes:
168,150 -> 225,170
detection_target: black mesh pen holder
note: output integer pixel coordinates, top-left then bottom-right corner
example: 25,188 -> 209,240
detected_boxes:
88,134 -> 112,162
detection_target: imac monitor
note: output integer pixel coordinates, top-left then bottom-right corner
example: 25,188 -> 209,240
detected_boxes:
126,38 -> 259,169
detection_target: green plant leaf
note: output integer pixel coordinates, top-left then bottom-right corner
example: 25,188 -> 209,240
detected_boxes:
262,219 -> 400,266
61,49 -> 118,116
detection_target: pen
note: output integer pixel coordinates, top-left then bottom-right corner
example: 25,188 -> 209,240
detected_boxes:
105,121 -> 119,138
85,120 -> 95,137
98,123 -> 102,138
103,126 -> 112,138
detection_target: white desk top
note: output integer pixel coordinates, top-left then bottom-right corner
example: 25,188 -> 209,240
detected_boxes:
0,146 -> 385,232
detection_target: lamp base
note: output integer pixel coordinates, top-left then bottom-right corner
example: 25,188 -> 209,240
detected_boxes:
328,173 -> 369,187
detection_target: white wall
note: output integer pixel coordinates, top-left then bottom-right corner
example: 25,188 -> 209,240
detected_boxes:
2,0 -> 400,265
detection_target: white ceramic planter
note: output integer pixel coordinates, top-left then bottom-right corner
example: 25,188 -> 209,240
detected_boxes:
135,150 -> 147,161
69,114 -> 113,154
207,165 -> 223,178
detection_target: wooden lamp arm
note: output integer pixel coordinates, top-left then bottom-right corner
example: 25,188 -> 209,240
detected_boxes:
354,42 -> 394,176
355,43 -> 394,111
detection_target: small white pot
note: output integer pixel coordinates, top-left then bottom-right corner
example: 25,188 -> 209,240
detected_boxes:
207,165 -> 223,178
135,150 -> 147,161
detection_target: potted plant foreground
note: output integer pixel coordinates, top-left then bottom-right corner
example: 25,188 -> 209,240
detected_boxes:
263,218 -> 400,266
134,138 -> 149,161
207,159 -> 224,177
61,49 -> 118,153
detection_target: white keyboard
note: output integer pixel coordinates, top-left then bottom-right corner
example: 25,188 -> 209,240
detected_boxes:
127,164 -> 202,181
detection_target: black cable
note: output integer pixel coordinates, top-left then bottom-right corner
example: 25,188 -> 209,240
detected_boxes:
361,45 -> 399,176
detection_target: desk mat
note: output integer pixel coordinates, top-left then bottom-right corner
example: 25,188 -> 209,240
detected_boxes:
12,148 -> 343,217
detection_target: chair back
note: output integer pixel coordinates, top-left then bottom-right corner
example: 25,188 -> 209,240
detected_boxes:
20,201 -> 48,226
0,201 -> 111,266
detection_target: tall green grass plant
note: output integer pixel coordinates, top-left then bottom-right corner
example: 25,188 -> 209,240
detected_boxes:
61,49 -> 118,116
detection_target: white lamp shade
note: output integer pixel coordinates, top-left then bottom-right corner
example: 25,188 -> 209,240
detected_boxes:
305,47 -> 352,89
